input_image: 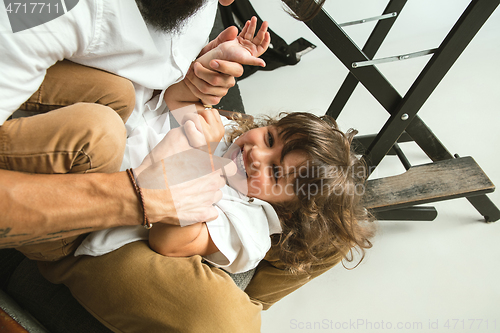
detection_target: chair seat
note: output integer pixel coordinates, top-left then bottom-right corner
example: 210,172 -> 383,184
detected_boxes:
364,156 -> 495,212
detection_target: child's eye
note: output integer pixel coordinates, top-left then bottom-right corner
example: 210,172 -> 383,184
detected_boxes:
272,164 -> 279,183
267,130 -> 274,147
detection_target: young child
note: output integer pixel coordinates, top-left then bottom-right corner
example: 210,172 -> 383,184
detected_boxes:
75,19 -> 374,274
223,111 -> 375,273
161,109 -> 375,274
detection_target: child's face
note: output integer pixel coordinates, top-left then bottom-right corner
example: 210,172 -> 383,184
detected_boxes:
231,125 -> 307,203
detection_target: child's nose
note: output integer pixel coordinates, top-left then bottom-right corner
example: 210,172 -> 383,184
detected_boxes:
249,145 -> 264,169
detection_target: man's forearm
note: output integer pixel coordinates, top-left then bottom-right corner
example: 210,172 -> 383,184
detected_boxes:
0,169 -> 143,248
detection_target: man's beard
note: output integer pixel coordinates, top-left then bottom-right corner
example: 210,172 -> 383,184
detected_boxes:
136,0 -> 208,33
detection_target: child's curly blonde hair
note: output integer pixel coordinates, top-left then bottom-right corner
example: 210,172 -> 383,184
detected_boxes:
226,112 -> 375,273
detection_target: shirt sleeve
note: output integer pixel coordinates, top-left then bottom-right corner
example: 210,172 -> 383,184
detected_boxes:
203,206 -> 241,269
204,190 -> 279,274
75,226 -> 149,257
0,1 -> 96,124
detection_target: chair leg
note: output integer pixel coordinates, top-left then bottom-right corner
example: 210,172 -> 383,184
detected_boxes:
373,206 -> 438,221
467,195 -> 500,223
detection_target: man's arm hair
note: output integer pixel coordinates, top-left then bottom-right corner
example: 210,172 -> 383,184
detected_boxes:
0,170 -> 142,248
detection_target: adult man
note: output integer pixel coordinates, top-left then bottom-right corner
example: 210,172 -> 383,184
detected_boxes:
1,0 -> 339,332
0,0 -> 241,252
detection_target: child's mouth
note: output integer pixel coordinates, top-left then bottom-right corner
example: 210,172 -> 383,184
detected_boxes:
234,147 -> 247,177
223,142 -> 249,181
222,143 -> 249,195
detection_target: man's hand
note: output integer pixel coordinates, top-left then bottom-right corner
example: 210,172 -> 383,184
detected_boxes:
184,18 -> 270,106
133,106 -> 235,227
184,61 -> 242,106
184,27 -> 244,106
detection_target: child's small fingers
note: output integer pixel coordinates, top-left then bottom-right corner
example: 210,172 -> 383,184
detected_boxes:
197,108 -> 213,123
184,120 -> 206,148
254,21 -> 269,45
245,16 -> 257,40
199,108 -> 220,128
239,20 -> 249,39
207,108 -> 225,138
260,21 -> 269,34
247,16 -> 257,39
208,108 -> 222,126
262,31 -> 271,49
182,113 -> 205,132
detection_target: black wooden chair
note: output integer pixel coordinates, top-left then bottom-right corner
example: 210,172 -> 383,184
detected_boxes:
304,0 -> 499,222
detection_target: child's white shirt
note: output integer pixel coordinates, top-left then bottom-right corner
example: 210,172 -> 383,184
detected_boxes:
75,113 -> 282,274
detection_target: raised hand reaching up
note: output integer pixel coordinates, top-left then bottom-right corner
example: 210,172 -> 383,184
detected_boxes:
196,16 -> 271,69
164,17 -> 271,108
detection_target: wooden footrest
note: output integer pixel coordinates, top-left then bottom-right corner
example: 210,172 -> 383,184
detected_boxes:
363,157 -> 495,212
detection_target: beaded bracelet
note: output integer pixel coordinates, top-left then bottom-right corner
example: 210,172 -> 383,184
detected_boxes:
126,169 -> 152,229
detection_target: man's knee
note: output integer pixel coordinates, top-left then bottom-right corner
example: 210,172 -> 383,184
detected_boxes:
106,77 -> 135,123
0,104 -> 125,174
71,103 -> 127,173
20,60 -> 136,121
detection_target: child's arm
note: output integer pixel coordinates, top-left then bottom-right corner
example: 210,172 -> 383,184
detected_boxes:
163,81 -> 204,112
164,17 -> 270,111
149,222 -> 219,257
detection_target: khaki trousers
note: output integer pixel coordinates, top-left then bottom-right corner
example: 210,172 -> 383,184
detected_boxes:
3,60 -> 341,333
0,60 -> 134,260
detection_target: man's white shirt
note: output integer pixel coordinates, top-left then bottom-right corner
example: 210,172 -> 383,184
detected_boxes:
0,0 -> 218,125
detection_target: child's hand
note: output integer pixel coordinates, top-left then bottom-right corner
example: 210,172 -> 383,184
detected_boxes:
196,17 -> 271,70
182,108 -> 225,150
236,16 -> 270,61
182,17 -> 269,106
217,16 -> 270,67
